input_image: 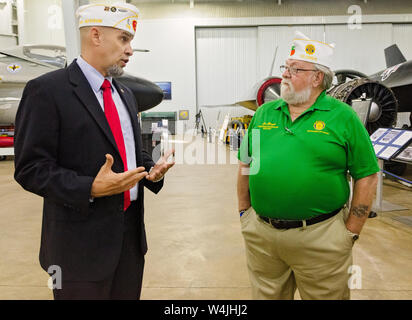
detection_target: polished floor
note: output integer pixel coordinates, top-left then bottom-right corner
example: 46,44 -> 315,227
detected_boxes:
1,136 -> 412,300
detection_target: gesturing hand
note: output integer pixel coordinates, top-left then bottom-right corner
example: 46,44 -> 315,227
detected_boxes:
146,149 -> 175,182
91,154 -> 148,198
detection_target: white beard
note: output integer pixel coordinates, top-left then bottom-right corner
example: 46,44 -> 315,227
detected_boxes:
280,80 -> 312,105
107,64 -> 124,78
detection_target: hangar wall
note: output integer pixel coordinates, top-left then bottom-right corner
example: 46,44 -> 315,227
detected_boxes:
0,0 -> 17,48
392,23 -> 412,128
127,18 -> 198,127
393,24 -> 412,62
15,0 -> 412,129
133,0 -> 412,19
23,0 -> 65,47
196,27 -> 258,128
195,23 -> 412,129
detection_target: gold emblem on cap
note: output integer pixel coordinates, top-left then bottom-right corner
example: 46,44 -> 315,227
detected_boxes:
305,44 -> 315,55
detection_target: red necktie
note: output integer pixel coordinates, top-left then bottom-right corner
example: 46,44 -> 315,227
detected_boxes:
101,79 -> 130,211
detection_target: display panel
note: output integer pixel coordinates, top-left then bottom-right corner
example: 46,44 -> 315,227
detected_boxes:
155,82 -> 172,100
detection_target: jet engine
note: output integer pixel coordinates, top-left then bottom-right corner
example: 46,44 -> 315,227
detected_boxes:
329,78 -> 406,175
328,78 -> 398,135
236,77 -> 282,111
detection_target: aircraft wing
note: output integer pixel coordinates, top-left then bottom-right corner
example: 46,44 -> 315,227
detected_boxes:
202,104 -> 238,108
0,49 -> 59,69
235,100 -> 259,111
0,97 -> 20,125
133,48 -> 150,53
202,102 -> 258,112
0,97 -> 20,103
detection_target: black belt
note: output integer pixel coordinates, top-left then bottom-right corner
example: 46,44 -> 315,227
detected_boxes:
258,207 -> 342,230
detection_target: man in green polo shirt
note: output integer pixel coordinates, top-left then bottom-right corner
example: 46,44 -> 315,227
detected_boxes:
237,32 -> 379,300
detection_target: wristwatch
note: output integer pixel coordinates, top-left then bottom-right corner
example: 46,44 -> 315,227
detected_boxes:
346,229 -> 360,242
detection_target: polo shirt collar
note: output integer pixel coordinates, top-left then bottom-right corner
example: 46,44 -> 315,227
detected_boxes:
274,90 -> 331,112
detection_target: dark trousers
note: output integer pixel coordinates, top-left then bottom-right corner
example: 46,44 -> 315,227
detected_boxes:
53,201 -> 145,300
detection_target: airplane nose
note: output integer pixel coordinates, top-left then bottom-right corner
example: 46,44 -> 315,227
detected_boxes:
116,74 -> 164,112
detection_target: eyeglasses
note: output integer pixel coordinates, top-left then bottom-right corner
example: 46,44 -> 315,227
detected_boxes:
280,65 -> 318,76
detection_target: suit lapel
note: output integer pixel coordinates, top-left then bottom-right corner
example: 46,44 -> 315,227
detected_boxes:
68,61 -> 120,156
113,79 -> 143,166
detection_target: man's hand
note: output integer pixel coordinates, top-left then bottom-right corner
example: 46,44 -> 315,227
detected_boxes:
91,154 -> 148,198
146,149 -> 175,182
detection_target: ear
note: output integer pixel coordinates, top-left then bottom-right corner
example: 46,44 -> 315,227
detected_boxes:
312,71 -> 324,88
89,27 -> 103,46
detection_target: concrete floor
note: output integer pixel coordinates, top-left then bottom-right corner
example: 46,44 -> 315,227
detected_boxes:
1,136 -> 412,300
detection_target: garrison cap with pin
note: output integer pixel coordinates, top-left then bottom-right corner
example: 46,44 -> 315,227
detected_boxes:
76,2 -> 140,36
289,31 -> 335,69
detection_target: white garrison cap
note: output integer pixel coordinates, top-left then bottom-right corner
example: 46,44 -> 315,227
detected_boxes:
289,31 -> 335,69
76,2 -> 139,36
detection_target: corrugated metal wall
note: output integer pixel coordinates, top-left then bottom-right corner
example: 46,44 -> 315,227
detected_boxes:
196,22 -> 412,130
196,27 -> 257,129
325,23 -> 392,74
133,0 -> 412,19
0,1 -> 16,48
393,23 -> 412,127
23,0 -> 65,46
393,24 -> 412,61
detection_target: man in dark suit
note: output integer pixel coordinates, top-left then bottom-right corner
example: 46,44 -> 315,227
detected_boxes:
13,2 -> 174,300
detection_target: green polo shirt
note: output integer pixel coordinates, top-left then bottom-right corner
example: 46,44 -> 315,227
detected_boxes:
238,91 -> 379,220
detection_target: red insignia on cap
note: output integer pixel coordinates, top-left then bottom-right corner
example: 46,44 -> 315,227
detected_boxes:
132,20 -> 137,32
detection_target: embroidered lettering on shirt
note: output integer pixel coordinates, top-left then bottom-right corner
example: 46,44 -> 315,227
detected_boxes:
257,122 -> 279,130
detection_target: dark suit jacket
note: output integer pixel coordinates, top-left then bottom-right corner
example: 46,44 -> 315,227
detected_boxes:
14,60 -> 163,282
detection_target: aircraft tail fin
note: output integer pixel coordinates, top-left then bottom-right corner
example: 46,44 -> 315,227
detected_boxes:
384,44 -> 406,68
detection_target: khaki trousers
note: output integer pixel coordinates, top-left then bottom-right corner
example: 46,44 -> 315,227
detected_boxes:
240,207 -> 354,300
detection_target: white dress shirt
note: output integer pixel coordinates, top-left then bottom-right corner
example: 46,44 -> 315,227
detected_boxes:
76,56 -> 138,201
